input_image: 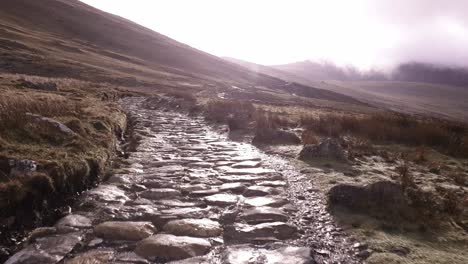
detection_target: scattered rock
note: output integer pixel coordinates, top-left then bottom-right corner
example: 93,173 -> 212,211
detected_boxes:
135,234 -> 211,261
299,138 -> 348,162
163,218 -> 222,237
94,221 -> 156,241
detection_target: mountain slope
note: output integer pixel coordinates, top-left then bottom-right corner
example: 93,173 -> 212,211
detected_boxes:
227,58 -> 468,121
0,0 -> 362,106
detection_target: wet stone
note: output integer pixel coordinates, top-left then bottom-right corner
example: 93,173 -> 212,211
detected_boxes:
170,256 -> 210,264
218,175 -> 270,183
140,188 -> 181,200
156,199 -> 204,207
94,221 -> 156,241
86,185 -> 129,204
55,214 -> 92,231
257,181 -> 288,187
6,233 -> 82,264
223,245 -> 314,264
190,188 -> 220,197
243,186 -> 280,197
226,222 -> 297,241
204,194 -> 240,206
242,207 -> 289,224
218,166 -> 276,176
161,207 -> 211,218
135,234 -> 211,261
220,182 -> 248,193
141,180 -> 175,189
179,184 -> 210,193
244,196 -> 289,207
163,219 -> 222,237
65,249 -> 114,264
231,161 -> 261,168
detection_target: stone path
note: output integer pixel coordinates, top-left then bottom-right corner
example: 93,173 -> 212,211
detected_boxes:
5,97 -> 360,264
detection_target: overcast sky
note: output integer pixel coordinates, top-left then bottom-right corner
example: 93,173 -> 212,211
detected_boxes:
80,0 -> 468,69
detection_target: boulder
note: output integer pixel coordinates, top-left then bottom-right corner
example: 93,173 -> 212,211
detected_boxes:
252,129 -> 301,145
135,234 -> 211,261
299,138 -> 348,161
328,181 -> 414,220
94,221 -> 156,241
26,113 -> 75,135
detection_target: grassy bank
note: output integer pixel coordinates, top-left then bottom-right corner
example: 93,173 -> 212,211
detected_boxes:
0,74 -> 127,225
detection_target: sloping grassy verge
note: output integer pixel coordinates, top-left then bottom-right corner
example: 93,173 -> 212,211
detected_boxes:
0,74 -> 127,227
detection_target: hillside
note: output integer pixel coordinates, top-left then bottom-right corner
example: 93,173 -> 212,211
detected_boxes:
0,0 -> 364,106
226,58 -> 468,121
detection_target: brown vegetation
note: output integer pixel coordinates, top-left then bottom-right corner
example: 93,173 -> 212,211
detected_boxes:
204,99 -> 255,130
300,113 -> 468,157
0,74 -> 127,223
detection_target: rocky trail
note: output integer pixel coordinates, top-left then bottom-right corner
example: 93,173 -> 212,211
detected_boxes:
5,97 -> 361,264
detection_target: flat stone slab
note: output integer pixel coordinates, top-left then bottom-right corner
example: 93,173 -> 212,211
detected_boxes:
179,184 -> 210,193
244,196 -> 289,207
231,161 -> 261,168
218,166 -> 276,175
6,233 -> 82,264
55,214 -> 92,231
223,245 -> 313,264
190,188 -> 220,196
220,182 -> 248,193
218,175 -> 270,183
161,207 -> 211,218
156,199 -> 204,207
226,222 -> 297,241
86,185 -> 129,204
135,234 -> 211,261
243,186 -> 280,197
94,221 -> 156,241
163,218 -> 222,237
204,194 -> 240,206
141,188 -> 181,200
65,249 -> 114,264
257,181 -> 288,187
242,207 -> 289,224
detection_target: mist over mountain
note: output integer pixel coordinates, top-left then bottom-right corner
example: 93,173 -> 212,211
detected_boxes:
273,60 -> 468,87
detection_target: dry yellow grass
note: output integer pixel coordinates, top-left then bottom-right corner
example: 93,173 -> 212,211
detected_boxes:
0,74 -> 127,214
